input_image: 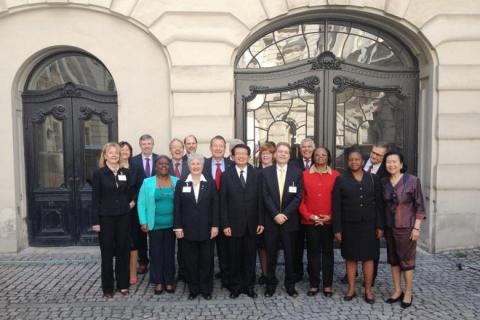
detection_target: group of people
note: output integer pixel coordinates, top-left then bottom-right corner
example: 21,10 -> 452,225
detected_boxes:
91,134 -> 425,308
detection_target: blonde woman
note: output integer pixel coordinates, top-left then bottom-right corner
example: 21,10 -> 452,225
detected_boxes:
92,142 -> 135,298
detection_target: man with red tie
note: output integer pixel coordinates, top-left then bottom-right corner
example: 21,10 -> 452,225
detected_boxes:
202,135 -> 233,289
169,138 -> 189,179
291,137 -> 315,282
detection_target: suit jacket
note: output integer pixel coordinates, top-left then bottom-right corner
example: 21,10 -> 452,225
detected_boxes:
131,153 -> 159,182
173,178 -> 219,241
262,164 -> 303,233
91,166 -> 134,224
220,164 -> 264,237
137,175 -> 179,231
363,154 -> 388,179
169,158 -> 189,180
291,157 -> 311,172
202,157 -> 234,182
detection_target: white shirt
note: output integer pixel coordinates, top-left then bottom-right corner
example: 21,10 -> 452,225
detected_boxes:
185,174 -> 207,202
235,165 -> 247,182
364,159 -> 381,174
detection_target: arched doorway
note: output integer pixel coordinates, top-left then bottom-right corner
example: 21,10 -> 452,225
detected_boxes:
23,52 -> 118,246
235,19 -> 418,171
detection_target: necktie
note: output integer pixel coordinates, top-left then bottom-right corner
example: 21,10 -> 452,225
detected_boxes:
240,170 -> 246,188
305,160 -> 310,170
367,164 -> 373,173
278,168 -> 285,203
145,158 -> 150,177
174,162 -> 181,178
215,163 -> 222,190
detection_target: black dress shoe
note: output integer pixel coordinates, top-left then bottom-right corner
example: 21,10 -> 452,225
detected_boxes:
229,291 -> 240,299
245,288 -> 257,298
188,293 -> 198,300
264,288 -> 275,297
258,275 -> 266,285
323,290 -> 333,298
307,288 -> 319,297
202,293 -> 212,300
364,293 -> 375,304
154,289 -> 163,295
401,296 -> 413,309
343,293 -> 357,301
385,293 -> 404,304
165,286 -> 175,294
286,288 -> 298,297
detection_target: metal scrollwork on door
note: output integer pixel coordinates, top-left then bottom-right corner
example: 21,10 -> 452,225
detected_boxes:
31,105 -> 67,123
311,51 -> 342,70
61,82 -> 82,97
79,106 -> 113,123
244,76 -> 320,102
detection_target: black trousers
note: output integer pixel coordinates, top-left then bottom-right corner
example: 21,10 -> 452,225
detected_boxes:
177,238 -> 186,278
293,224 -> 306,280
99,214 -> 130,294
148,228 -> 175,285
183,239 -> 214,295
265,228 -> 296,290
216,233 -> 230,287
137,227 -> 149,266
228,234 -> 256,292
305,224 -> 334,288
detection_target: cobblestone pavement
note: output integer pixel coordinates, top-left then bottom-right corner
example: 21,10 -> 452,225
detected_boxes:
1,247 -> 479,320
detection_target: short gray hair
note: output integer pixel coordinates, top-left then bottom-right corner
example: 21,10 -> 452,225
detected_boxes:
187,153 -> 205,166
300,137 -> 315,148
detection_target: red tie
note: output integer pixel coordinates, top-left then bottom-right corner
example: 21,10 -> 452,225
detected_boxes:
215,163 -> 222,190
367,164 -> 373,173
304,160 -> 310,171
174,162 -> 181,178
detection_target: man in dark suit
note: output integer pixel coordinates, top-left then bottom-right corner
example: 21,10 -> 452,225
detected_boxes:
131,134 -> 159,274
220,144 -> 264,299
182,134 -> 198,162
202,135 -> 233,288
291,137 -> 315,282
262,142 -> 303,297
169,138 -> 189,179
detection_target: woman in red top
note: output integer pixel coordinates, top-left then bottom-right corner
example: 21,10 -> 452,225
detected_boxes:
299,146 -> 340,297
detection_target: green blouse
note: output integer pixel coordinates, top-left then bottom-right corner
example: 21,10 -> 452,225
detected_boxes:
153,186 -> 175,230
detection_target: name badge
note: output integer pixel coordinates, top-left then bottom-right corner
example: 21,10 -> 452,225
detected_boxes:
182,186 -> 192,193
118,174 -> 127,181
289,186 -> 297,193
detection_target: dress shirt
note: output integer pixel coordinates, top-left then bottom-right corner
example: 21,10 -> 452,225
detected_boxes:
235,165 -> 248,182
185,174 -> 207,202
211,158 -> 225,179
142,154 -> 153,172
303,158 -> 311,169
172,159 -> 184,176
364,158 -> 381,174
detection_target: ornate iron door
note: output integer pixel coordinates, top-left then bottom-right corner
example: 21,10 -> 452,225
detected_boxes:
23,83 -> 117,246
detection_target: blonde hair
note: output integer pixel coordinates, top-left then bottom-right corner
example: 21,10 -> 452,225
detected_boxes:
98,142 -> 121,168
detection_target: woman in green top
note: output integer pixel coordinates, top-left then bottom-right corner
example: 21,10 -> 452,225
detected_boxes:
138,155 -> 179,295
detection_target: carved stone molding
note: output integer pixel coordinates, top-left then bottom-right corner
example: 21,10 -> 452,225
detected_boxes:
79,106 -> 113,123
312,51 -> 342,70
31,105 -> 67,123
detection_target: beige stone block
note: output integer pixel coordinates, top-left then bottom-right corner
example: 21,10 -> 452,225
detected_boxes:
439,91 -> 480,114
436,164 -> 480,190
435,211 -> 480,251
384,0 -> 410,17
437,41 -> 480,65
171,66 -> 234,92
326,0 -> 348,5
110,0 -> 137,16
173,92 -> 231,117
421,15 -> 480,47
30,0 -> 46,4
171,116 -> 234,144
150,12 -> 249,47
351,0 -> 387,9
436,190 -> 480,215
167,41 -> 235,66
438,65 -> 480,90
89,0 -> 111,7
261,0 -> 288,19
438,140 -> 480,164
308,0 -> 327,6
6,0 -> 28,7
68,0 -> 89,4
438,114 -> 480,139
287,0 -> 309,9
405,0 -> 480,28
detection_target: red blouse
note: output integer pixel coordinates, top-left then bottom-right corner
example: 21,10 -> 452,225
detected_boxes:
299,167 -> 340,225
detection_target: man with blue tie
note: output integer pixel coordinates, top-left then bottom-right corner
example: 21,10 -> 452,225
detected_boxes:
131,134 -> 159,274
202,135 -> 233,289
262,142 -> 303,297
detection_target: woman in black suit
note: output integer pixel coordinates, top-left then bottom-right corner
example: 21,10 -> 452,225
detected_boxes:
119,141 -> 142,285
92,142 -> 135,298
333,146 -> 384,304
173,153 -> 219,300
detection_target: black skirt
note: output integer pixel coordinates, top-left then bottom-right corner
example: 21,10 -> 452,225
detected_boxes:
341,221 -> 379,261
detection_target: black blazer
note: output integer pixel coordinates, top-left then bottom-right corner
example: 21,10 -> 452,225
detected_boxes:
291,157 -> 310,171
127,160 -> 143,203
131,153 -> 159,181
202,157 -> 234,181
173,179 -> 219,242
363,155 -> 388,179
262,164 -> 303,233
169,159 -> 189,180
332,171 -> 385,234
220,165 -> 264,237
91,166 -> 134,225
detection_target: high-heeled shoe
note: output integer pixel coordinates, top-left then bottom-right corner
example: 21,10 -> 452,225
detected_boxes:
401,295 -> 413,308
343,293 -> 357,301
364,293 -> 375,304
385,292 -> 404,304
323,290 -> 333,298
307,288 -> 319,297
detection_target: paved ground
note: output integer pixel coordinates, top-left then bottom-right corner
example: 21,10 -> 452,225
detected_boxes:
0,247 -> 479,320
